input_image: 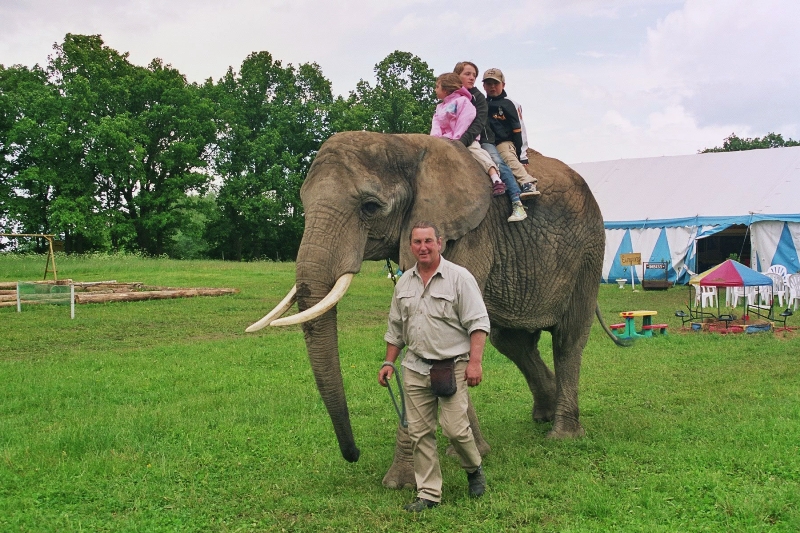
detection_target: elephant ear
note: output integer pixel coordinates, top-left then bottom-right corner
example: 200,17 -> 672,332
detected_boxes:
399,136 -> 492,270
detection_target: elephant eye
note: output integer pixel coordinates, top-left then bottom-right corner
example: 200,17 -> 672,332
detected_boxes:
361,201 -> 382,216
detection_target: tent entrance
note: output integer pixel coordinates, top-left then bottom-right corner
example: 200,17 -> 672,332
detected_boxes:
696,225 -> 751,272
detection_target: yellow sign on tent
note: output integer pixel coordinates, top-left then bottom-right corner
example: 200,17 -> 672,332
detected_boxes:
620,253 -> 641,266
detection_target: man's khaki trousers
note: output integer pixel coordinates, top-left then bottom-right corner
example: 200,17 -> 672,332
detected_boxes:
403,360 -> 482,502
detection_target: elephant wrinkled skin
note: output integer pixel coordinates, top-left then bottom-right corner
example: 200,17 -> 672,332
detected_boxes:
252,131 -> 609,489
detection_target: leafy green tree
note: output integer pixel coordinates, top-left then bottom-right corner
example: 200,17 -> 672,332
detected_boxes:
48,34 -> 216,255
2,35 -> 216,255
164,193 -> 216,259
332,51 -> 437,134
0,64 -> 64,249
700,132 -> 800,153
205,52 -> 333,261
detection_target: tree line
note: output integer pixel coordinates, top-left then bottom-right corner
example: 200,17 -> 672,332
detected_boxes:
1,34 -> 437,259
4,34 -> 796,260
699,132 -> 799,153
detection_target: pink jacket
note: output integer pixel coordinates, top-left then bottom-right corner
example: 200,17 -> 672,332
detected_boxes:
430,87 -> 476,140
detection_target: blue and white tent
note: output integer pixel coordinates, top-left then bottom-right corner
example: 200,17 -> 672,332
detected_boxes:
570,146 -> 800,284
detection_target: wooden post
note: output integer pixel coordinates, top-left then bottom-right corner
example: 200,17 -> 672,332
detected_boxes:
0,233 -> 58,280
44,236 -> 58,281
620,253 -> 642,292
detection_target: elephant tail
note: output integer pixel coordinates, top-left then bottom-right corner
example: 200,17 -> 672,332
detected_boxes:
595,304 -> 633,347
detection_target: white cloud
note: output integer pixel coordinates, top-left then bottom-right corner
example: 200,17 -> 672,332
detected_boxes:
645,0 -> 800,130
1,0 -> 797,162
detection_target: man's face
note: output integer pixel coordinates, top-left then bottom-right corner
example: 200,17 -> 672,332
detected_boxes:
410,227 -> 442,269
483,78 -> 504,97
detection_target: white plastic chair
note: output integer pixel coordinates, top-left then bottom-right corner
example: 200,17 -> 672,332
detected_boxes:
767,264 -> 788,283
729,285 -> 758,308
726,286 -> 747,307
699,286 -> 717,308
749,287 -> 762,306
694,285 -> 701,305
765,273 -> 786,307
787,274 -> 800,311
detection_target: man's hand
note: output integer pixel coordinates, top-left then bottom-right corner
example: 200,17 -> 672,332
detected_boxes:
379,344 -> 402,386
465,360 -> 482,387
465,330 -> 487,387
378,365 -> 394,387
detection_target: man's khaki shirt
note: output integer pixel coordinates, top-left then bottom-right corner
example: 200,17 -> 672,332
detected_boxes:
384,257 -> 490,375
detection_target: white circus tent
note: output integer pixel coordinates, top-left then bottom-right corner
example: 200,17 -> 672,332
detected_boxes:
570,146 -> 800,284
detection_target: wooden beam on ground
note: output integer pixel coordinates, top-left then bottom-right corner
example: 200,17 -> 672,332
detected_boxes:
74,288 -> 238,304
1,286 -> 238,306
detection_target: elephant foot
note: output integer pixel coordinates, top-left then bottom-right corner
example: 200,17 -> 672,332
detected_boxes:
532,404 -> 555,423
546,421 -> 585,439
382,458 -> 416,490
383,424 -> 416,490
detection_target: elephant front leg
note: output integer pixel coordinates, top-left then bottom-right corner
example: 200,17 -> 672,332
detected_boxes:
382,423 -> 415,489
383,397 -> 491,489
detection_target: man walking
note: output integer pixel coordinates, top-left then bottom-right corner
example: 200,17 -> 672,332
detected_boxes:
378,221 -> 489,512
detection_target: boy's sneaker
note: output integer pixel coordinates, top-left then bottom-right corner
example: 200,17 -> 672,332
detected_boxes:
508,202 -> 527,222
520,182 -> 540,199
492,181 -> 506,196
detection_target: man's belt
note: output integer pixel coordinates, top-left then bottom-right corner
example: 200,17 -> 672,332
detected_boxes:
417,355 -> 458,365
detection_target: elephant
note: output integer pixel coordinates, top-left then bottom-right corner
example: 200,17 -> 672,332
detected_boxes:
248,130 -> 619,489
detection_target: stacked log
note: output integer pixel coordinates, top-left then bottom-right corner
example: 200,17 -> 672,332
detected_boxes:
0,282 -> 239,307
75,288 -> 238,303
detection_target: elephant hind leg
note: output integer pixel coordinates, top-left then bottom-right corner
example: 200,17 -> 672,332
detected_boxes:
548,321 -> 591,439
490,326 -> 557,424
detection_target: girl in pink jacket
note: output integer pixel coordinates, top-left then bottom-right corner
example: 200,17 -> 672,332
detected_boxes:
431,74 -> 475,139
430,73 -> 506,196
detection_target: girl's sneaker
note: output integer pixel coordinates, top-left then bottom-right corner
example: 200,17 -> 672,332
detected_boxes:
492,181 -> 506,196
508,202 -> 527,222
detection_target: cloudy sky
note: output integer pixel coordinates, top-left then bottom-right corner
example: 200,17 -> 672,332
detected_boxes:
1,0 -> 798,163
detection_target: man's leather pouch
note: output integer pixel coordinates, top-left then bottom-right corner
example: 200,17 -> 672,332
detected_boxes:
429,358 -> 457,397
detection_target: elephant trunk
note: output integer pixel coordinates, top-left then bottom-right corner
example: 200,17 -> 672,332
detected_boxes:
295,221 -> 365,463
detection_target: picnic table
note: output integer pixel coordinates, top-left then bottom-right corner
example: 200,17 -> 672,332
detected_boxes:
611,310 -> 668,339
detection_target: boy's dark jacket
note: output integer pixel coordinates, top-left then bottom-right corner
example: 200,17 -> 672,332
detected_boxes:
486,90 -> 524,160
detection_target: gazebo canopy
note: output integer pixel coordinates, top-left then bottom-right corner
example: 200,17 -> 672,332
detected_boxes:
689,259 -> 773,287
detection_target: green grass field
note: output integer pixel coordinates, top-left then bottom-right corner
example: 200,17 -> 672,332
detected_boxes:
1,254 -> 799,532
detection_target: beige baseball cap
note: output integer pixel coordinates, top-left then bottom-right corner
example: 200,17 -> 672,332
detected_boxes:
482,68 -> 505,83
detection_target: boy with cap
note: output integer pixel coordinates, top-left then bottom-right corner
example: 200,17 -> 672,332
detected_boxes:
482,68 -> 540,199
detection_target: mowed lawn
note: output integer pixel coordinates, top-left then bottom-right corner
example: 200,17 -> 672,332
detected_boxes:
1,254 -> 799,532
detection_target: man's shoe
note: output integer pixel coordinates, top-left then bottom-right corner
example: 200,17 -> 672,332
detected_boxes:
519,182 -> 541,199
403,497 -> 439,512
507,202 -> 527,223
467,465 -> 486,497
492,181 -> 506,196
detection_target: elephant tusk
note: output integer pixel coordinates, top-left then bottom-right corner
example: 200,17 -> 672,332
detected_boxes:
270,274 -> 354,327
246,285 -> 297,332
